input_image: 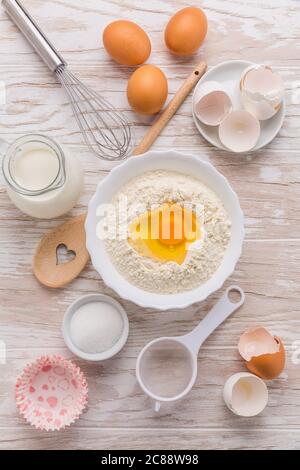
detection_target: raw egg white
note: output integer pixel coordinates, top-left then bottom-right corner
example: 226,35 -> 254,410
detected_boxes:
223,372 -> 268,417
127,65 -> 168,115
128,203 -> 202,264
103,20 -> 151,66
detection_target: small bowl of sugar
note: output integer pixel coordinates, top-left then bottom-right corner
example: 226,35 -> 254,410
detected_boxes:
63,294 -> 129,361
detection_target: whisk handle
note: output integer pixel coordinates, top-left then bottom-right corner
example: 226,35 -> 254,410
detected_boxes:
133,61 -> 207,156
3,0 -> 66,72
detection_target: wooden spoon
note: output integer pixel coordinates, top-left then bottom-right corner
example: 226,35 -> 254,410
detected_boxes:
33,214 -> 89,288
33,62 -> 207,288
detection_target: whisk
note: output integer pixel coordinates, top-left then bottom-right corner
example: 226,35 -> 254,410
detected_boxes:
3,0 -> 131,161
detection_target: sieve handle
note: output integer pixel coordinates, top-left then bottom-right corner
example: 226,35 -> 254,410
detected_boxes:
3,0 -> 66,72
181,286 -> 245,354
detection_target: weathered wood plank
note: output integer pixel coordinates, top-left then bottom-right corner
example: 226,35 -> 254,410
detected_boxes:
0,346 -> 299,431
1,427 -> 300,450
1,240 -> 300,346
1,145 -> 300,239
0,0 -> 299,67
0,65 -> 299,151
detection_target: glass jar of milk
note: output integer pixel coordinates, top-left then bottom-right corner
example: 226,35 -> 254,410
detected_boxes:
2,135 -> 83,219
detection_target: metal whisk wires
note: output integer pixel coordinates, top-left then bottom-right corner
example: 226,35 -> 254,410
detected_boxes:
56,67 -> 132,161
3,0 -> 132,161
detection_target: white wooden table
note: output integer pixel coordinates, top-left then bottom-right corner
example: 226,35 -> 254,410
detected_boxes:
0,0 -> 300,450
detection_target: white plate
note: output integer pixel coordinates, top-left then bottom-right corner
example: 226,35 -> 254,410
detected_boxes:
192,60 -> 286,152
85,150 -> 244,311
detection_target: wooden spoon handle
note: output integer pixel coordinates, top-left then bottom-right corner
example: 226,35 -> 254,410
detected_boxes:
132,61 -> 207,156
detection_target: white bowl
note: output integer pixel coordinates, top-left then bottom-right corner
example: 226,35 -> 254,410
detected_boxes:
62,294 -> 129,361
85,150 -> 244,310
192,60 -> 285,152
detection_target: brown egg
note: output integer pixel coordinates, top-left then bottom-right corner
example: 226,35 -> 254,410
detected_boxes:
103,20 -> 151,66
165,7 -> 208,56
238,327 -> 286,380
127,65 -> 168,115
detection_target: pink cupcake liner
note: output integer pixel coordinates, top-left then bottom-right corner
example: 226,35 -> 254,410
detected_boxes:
16,355 -> 88,431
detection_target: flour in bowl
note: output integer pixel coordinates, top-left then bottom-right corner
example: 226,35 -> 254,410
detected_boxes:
104,170 -> 231,294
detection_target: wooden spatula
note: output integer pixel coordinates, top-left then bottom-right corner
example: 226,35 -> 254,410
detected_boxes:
33,62 -> 207,288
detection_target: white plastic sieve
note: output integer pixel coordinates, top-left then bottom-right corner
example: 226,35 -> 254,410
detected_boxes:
136,286 -> 245,411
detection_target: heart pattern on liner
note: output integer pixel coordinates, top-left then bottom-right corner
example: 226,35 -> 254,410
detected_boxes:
56,243 -> 76,265
15,356 -> 88,431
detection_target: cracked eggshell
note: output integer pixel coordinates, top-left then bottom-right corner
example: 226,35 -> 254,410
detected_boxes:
219,110 -> 260,153
194,80 -> 233,126
240,65 -> 284,121
238,327 -> 285,380
223,372 -> 268,417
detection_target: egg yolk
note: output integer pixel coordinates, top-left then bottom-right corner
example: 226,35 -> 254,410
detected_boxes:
128,203 -> 201,264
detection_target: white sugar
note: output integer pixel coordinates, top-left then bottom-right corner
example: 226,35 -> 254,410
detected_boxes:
70,301 -> 124,354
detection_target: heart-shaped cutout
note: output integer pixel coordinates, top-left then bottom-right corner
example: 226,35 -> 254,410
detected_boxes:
56,244 -> 76,266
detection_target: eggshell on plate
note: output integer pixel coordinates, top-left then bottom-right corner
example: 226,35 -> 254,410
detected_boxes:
223,372 -> 268,417
165,7 -> 208,56
238,327 -> 286,380
219,110 -> 260,153
103,20 -> 151,66
194,80 -> 232,126
240,65 -> 284,121
127,65 -> 168,115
